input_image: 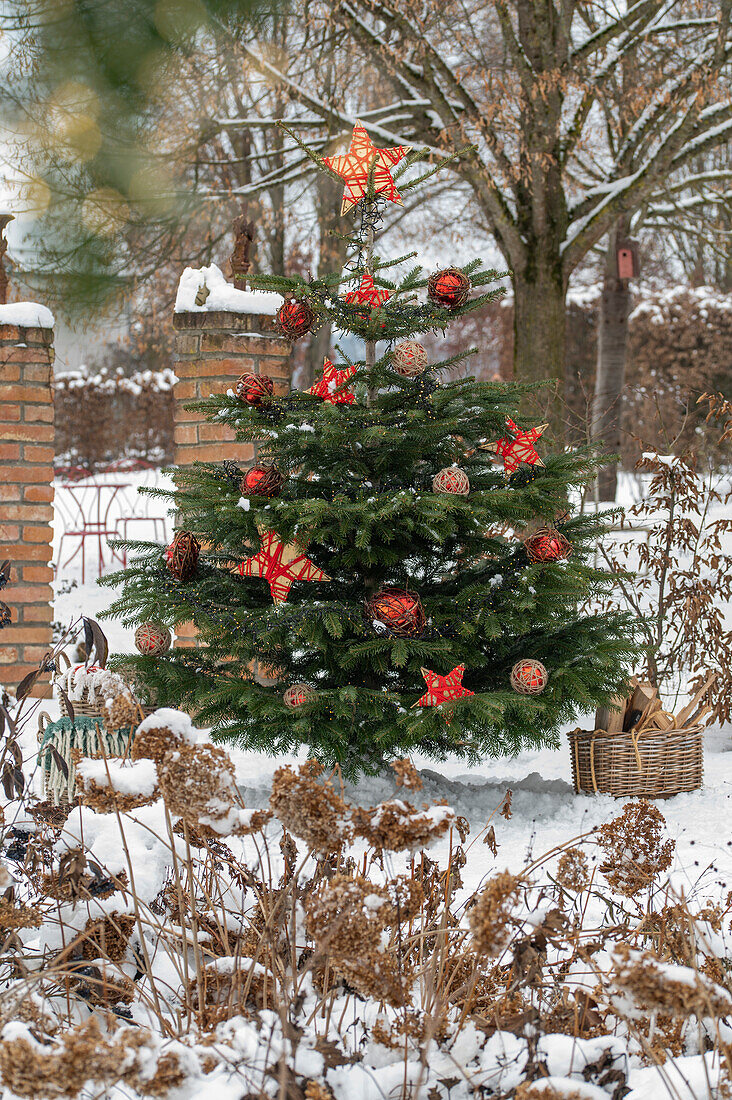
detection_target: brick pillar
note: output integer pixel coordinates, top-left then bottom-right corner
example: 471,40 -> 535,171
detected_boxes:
0,321 -> 55,696
171,309 -> 292,648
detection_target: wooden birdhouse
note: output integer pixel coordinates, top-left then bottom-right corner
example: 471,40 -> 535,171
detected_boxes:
616,238 -> 640,280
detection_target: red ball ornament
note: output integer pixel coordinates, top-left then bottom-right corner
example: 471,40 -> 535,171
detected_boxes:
283,683 -> 316,708
432,467 -> 470,495
427,268 -> 471,309
510,659 -> 548,695
135,622 -> 172,656
236,373 -> 274,405
165,531 -> 201,582
523,526 -> 572,563
277,298 -> 315,339
240,463 -> 284,499
365,587 -> 426,638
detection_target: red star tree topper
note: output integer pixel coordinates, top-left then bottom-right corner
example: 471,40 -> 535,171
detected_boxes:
238,529 -> 330,604
306,357 -> 358,405
343,270 -> 391,308
414,664 -> 475,708
480,416 -> 548,474
323,121 -> 411,214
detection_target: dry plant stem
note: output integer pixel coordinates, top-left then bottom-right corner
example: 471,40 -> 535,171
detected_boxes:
163,804 -> 193,1028
181,820 -> 206,1029
99,749 -> 171,1035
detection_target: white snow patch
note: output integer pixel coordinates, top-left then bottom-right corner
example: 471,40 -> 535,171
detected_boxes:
76,757 -> 158,797
0,301 -> 54,328
175,263 -> 283,315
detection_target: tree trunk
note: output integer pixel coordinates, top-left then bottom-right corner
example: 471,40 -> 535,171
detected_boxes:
512,257 -> 567,439
302,165 -> 350,389
591,219 -> 631,501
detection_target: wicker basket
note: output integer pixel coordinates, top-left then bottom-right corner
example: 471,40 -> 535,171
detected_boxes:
37,714 -> 136,806
568,725 -> 703,799
54,652 -> 161,721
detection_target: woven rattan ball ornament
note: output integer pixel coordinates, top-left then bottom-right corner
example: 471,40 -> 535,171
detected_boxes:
366,587 -> 426,638
134,621 -> 172,656
277,298 -> 315,339
236,373 -> 274,405
523,526 -> 572,563
391,341 -> 427,377
164,531 -> 201,582
427,268 -> 471,309
240,463 -> 284,499
283,683 -> 316,708
510,659 -> 548,695
433,466 -> 470,495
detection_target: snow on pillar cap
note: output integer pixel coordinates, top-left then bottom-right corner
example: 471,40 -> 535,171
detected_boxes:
0,302 -> 55,328
175,262 -> 283,315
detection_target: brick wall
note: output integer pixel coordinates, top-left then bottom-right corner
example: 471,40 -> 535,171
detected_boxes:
171,309 -> 292,649
0,322 -> 55,696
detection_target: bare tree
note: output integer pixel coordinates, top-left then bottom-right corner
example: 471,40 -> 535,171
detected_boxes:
203,1 -> 732,420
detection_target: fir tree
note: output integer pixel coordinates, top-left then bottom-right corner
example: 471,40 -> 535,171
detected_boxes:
103,124 -> 638,776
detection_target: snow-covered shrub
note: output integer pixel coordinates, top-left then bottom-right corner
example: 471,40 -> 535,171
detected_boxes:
597,400 -> 732,721
54,366 -> 175,473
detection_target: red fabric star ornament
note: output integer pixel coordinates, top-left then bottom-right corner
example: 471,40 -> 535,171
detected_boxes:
343,270 -> 391,308
480,416 -> 548,474
238,529 -> 330,604
306,357 -> 358,405
414,664 -> 475,709
324,121 -> 411,214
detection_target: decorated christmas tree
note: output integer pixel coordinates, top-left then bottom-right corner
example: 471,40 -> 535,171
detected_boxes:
103,123 -> 637,774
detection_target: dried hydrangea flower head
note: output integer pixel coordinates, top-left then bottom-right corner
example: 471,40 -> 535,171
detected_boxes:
391,757 -> 423,791
556,847 -> 590,893
82,912 -> 135,962
269,761 -> 351,854
610,942 -> 732,1019
597,800 -> 675,897
304,874 -> 408,1006
157,743 -> 261,837
130,707 -> 198,766
469,870 -> 524,957
76,757 -> 160,814
104,689 -> 142,732
351,798 -> 455,853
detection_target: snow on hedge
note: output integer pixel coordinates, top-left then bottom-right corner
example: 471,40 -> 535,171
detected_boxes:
175,263 -> 282,315
0,301 -> 54,328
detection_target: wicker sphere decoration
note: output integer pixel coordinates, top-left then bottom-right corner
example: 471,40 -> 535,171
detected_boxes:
235,373 -> 274,405
164,531 -> 201,582
277,298 -> 315,339
510,659 -> 549,696
433,466 -> 470,496
240,463 -> 284,499
365,587 -> 426,638
523,525 -> 572,563
283,683 -> 315,708
391,340 -> 428,377
134,621 -> 172,656
427,268 -> 471,309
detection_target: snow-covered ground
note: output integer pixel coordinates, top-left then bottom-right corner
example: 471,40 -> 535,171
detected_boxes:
47,467 -> 732,903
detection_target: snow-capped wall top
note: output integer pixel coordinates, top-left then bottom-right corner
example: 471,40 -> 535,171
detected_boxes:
0,301 -> 55,329
175,263 -> 282,315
